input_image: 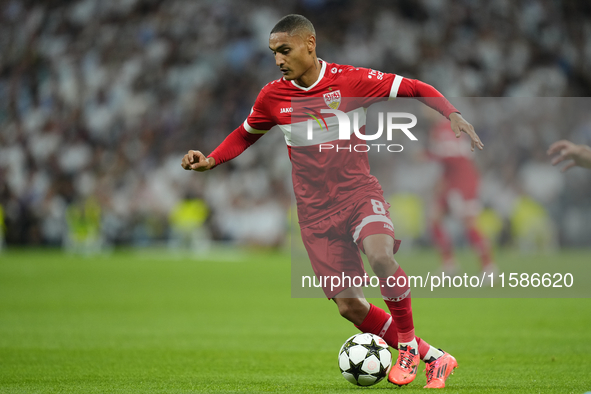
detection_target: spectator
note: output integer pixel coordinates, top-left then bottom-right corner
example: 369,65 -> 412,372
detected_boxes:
1,0 -> 591,246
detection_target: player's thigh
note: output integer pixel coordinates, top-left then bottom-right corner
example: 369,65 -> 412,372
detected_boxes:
348,194 -> 401,256
447,188 -> 481,219
362,234 -> 396,260
362,235 -> 401,277
300,219 -> 366,299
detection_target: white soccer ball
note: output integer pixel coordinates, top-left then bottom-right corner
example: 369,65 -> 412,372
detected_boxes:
338,333 -> 392,386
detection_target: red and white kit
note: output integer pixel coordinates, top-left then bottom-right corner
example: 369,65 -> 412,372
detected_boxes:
428,119 -> 481,216
210,60 -> 459,298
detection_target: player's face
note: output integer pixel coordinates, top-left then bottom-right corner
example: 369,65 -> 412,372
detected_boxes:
269,32 -> 315,81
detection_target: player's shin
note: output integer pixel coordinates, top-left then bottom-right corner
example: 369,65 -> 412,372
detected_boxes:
379,267 -> 414,347
383,267 -> 421,386
466,225 -> 493,268
432,221 -> 455,265
355,304 -> 438,360
354,304 -> 398,348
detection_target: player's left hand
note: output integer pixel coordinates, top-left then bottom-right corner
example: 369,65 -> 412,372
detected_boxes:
449,112 -> 483,151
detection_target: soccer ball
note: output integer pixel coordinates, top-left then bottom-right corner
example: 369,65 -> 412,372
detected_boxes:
338,333 -> 392,386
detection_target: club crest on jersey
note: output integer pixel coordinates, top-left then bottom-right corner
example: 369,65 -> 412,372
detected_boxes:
323,90 -> 341,110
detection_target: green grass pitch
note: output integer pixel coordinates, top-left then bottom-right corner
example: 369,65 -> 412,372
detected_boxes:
1,248 -> 590,393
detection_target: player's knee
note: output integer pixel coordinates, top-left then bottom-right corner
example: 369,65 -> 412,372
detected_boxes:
366,250 -> 398,278
337,298 -> 365,322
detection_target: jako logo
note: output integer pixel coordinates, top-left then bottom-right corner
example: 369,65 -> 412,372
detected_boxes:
306,109 -> 418,141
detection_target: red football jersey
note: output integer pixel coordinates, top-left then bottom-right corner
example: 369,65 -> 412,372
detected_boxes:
210,60 -> 458,227
428,119 -> 479,197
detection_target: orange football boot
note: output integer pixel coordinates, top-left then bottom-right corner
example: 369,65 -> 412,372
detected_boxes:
424,351 -> 458,389
388,345 -> 420,386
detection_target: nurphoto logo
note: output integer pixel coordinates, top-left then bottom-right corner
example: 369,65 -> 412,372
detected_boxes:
306,109 -> 418,153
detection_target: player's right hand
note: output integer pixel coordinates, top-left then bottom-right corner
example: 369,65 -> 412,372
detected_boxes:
181,150 -> 215,172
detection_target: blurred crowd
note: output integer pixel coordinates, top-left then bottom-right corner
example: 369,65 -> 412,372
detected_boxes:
1,0 -> 591,249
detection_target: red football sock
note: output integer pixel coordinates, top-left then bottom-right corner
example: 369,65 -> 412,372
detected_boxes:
432,221 -> 453,262
466,225 -> 492,267
379,266 -> 415,344
355,303 -> 398,348
416,336 -> 431,359
355,304 -> 432,359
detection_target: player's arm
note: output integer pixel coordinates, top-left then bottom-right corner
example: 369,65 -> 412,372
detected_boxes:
397,78 -> 484,151
181,124 -> 264,172
182,89 -> 274,172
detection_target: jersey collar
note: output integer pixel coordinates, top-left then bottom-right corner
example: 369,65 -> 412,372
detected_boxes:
289,59 -> 327,91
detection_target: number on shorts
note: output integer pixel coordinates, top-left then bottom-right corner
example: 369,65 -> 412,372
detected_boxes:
371,199 -> 386,215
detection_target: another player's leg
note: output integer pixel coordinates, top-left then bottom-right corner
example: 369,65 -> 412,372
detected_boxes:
462,213 -> 497,281
431,198 -> 459,275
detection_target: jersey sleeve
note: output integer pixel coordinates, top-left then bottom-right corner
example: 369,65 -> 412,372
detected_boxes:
243,87 -> 276,134
395,78 -> 459,119
208,87 -> 276,166
346,67 -> 398,99
208,124 -> 263,166
348,68 -> 459,119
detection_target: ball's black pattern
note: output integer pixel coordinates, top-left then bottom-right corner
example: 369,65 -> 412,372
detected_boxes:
338,334 -> 392,386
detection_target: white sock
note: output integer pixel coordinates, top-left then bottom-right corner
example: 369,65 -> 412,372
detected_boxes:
398,338 -> 418,351
423,346 -> 444,361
